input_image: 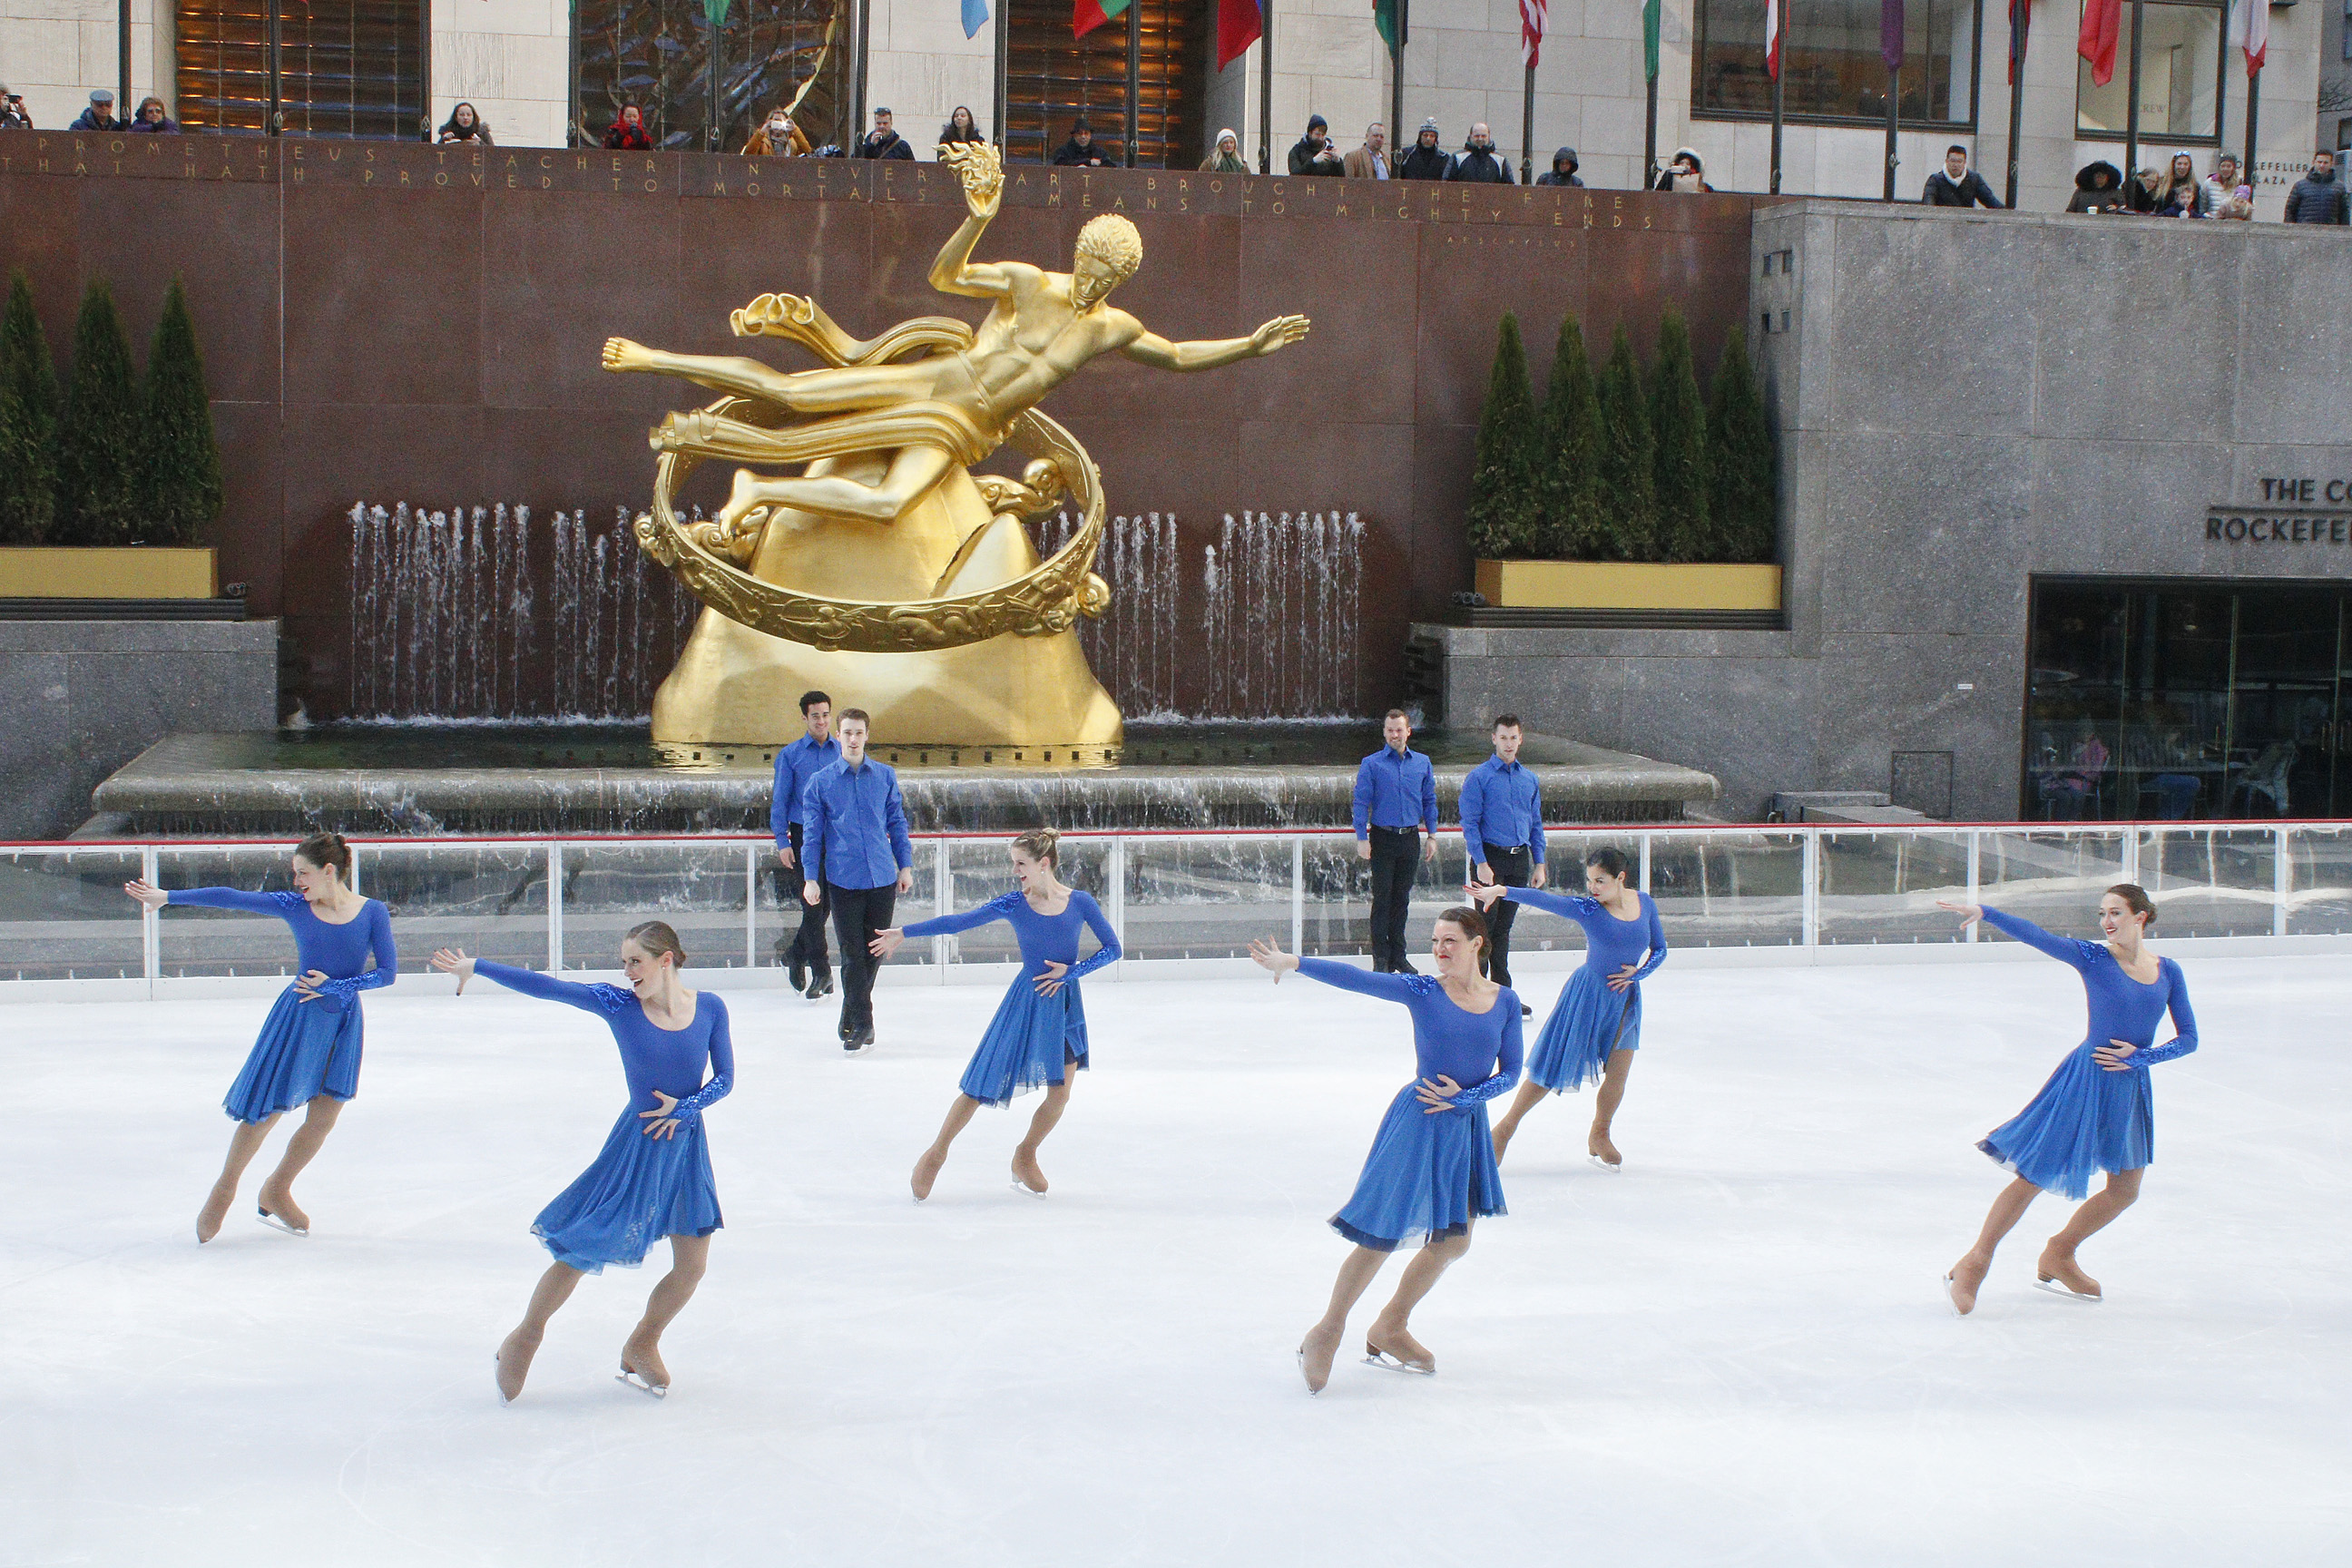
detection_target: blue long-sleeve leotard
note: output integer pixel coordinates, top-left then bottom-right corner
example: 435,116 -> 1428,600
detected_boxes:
473,961 -> 735,1122
165,887 -> 397,1009
902,889 -> 1121,979
1295,958 -> 1524,1109
1504,888 -> 1667,981
1982,908 -> 2198,1065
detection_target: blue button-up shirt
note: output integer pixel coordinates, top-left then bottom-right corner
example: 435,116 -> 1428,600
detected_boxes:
1458,756 -> 1545,867
770,733 -> 842,844
801,756 -> 913,891
1352,745 -> 1438,837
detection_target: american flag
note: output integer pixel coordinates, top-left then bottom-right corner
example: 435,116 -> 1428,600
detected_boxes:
1521,0 -> 1547,69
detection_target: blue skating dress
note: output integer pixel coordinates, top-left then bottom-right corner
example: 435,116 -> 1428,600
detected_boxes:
1504,888 -> 1668,1093
165,888 -> 397,1122
1295,959 -> 1524,1252
901,889 -> 1122,1106
474,962 -> 734,1273
1975,909 -> 2199,1201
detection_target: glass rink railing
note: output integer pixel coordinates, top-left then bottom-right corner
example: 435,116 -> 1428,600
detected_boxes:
1,823 -> 2347,997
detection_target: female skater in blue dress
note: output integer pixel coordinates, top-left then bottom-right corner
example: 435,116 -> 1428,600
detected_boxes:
429,921 -> 733,1402
1469,846 -> 1666,1170
124,831 -> 397,1242
1250,906 -> 1523,1394
869,828 -> 1121,1200
1934,885 -> 2199,1315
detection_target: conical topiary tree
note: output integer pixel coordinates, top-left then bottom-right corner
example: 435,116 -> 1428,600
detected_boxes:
1465,310 -> 1540,561
141,279 -> 223,546
1594,326 -> 1656,562
55,279 -> 143,545
1533,313 -> 1602,559
1707,324 -> 1777,564
1648,309 -> 1710,564
0,270 -> 61,545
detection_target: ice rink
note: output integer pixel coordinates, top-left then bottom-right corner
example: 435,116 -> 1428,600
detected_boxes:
6,952 -> 2348,1567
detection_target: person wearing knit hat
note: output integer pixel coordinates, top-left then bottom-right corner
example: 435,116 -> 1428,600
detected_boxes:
1289,113 -> 1343,177
1398,117 -> 1450,181
1200,126 -> 1247,173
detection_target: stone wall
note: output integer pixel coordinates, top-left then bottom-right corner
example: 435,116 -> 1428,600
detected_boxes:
1426,201 -> 2352,821
0,618 -> 278,839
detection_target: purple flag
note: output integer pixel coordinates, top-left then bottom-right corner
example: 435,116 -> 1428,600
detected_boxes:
1882,0 -> 1905,74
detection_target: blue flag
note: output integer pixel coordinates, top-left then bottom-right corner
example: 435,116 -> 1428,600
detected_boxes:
964,0 -> 988,38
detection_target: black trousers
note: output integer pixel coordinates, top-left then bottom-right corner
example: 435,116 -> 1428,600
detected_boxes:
1367,827 -> 1422,972
772,824 -> 831,975
1477,845 -> 1534,988
828,880 -> 897,1034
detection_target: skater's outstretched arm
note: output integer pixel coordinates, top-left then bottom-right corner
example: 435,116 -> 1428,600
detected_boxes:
430,950 -> 634,1015
1291,955 -> 1422,1004
152,886 -> 307,920
1487,887 -> 1596,923
899,890 -> 1024,941
1944,903 -> 2097,971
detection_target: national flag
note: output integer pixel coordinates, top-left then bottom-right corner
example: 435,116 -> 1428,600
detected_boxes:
2078,0 -> 2122,87
1074,0 -> 1129,39
1881,0 -> 1905,74
1765,0 -> 1783,80
1374,0 -> 1403,52
1643,0 -> 1662,83
962,0 -> 987,41
1520,0 -> 1547,69
2008,0 -> 2031,86
1220,0 -> 1263,68
2228,0 -> 2268,74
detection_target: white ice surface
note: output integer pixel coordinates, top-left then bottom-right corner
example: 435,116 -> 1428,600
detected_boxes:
5,956 -> 2348,1568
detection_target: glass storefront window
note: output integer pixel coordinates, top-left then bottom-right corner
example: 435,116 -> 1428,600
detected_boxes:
2024,582 -> 2349,821
2076,0 -> 2224,142
1695,0 -> 1978,127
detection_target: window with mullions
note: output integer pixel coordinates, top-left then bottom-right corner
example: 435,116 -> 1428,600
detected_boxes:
1694,0 -> 1979,128
1004,0 -> 1207,166
176,0 -> 425,137
577,0 -> 851,152
2075,0 -> 2224,142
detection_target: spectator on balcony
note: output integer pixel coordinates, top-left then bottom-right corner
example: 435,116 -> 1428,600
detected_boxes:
743,105 -> 810,156
69,89 -> 122,132
1446,123 -> 1512,184
1052,119 -> 1108,167
1923,144 -> 2000,207
1289,113 -> 1344,177
2064,160 -> 2128,213
1200,126 -> 1246,173
437,103 -> 493,146
2202,152 -> 2252,220
130,95 -> 179,134
1397,118 -> 1449,181
1652,147 -> 1712,192
858,106 -> 915,161
604,103 -> 654,151
1534,146 -> 1583,187
2125,166 -> 2161,212
936,104 -> 985,153
0,83 -> 31,130
1343,122 -> 1389,180
2151,152 -> 2208,218
2284,151 -> 2349,224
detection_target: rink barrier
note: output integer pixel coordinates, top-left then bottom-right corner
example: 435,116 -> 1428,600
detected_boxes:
0,821 -> 2347,1001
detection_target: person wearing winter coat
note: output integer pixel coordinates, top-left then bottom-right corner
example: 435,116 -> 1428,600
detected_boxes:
1052,120 -> 1109,167
936,105 -> 985,153
1534,147 -> 1583,187
1288,114 -> 1345,177
2064,161 -> 2129,213
0,83 -> 31,131
131,96 -> 180,134
1922,145 -> 2001,207
1397,119 -> 1450,181
857,107 -> 916,161
2151,152 -> 2208,218
1201,127 -> 1247,172
1653,147 -> 1712,192
1446,123 -> 1512,184
604,103 -> 655,151
742,106 -> 812,157
69,89 -> 122,132
2200,152 -> 2252,220
438,103 -> 493,145
2284,152 -> 2350,224
1342,123 -> 1390,180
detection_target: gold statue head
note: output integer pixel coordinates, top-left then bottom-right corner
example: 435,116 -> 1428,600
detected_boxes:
1071,215 -> 1142,311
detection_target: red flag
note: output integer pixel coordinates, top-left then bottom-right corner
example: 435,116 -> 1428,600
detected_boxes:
2077,0 -> 2122,87
1074,0 -> 1130,39
1217,0 -> 1262,70
1764,0 -> 1783,81
1520,1 -> 1548,69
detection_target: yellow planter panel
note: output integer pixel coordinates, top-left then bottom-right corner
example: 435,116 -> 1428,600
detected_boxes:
1475,559 -> 1781,611
0,547 -> 219,600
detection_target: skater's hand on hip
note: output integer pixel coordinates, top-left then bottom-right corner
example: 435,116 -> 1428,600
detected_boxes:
427,947 -> 476,993
292,968 -> 332,1003
123,878 -> 169,912
1936,899 -> 1984,926
1033,959 -> 1068,996
1416,1074 -> 1464,1112
2093,1039 -> 2140,1072
640,1090 -> 682,1139
1606,960 -> 1639,992
802,879 -> 823,906
869,927 -> 906,959
1248,936 -> 1298,980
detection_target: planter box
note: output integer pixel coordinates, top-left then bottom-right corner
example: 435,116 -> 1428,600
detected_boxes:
1475,559 -> 1781,612
0,547 -> 218,600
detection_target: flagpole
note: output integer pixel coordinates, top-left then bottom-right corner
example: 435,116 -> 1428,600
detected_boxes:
2122,0 -> 2143,191
2005,2 -> 2027,208
1642,0 -> 1661,187
1125,0 -> 1141,167
1769,68 -> 1783,196
2244,66 -> 2261,194
1884,64 -> 1899,200
992,4 -> 1008,155
1520,62 -> 1535,185
1389,0 -> 1408,166
1258,5 -> 1273,173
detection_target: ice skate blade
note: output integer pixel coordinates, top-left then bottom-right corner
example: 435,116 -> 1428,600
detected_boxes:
2033,1275 -> 2102,1304
615,1369 -> 669,1398
1588,1154 -> 1622,1173
1943,1273 -> 1969,1317
254,1207 -> 308,1238
1009,1177 -> 1048,1199
1363,1346 -> 1436,1376
1296,1348 -> 1322,1396
494,1350 -> 514,1406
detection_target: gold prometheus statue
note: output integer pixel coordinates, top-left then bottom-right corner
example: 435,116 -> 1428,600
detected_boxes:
603,141 -> 1310,754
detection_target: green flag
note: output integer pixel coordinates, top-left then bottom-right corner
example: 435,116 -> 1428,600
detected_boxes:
1375,0 -> 1402,52
1643,0 -> 1661,82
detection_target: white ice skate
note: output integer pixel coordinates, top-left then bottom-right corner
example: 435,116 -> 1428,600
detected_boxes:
2032,1275 -> 2102,1304
615,1368 -> 669,1397
1588,1154 -> 1623,1173
1362,1341 -> 1435,1376
254,1206 -> 309,1238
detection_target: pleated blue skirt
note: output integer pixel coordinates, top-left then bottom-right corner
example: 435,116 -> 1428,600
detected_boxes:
1527,967 -> 1642,1093
221,985 -> 365,1123
533,1108 -> 723,1274
1329,1086 -> 1507,1252
1977,1044 -> 2154,1201
957,979 -> 1089,1107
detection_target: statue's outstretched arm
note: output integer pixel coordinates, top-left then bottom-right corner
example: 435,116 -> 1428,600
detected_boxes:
932,141 -> 1014,299
1122,315 -> 1312,372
